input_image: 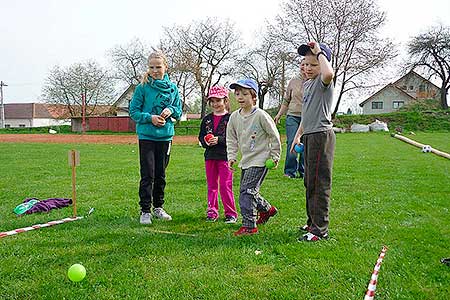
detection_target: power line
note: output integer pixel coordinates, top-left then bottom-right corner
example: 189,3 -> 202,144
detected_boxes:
0,81 -> 8,129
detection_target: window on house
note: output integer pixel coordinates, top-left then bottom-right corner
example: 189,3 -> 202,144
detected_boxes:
372,102 -> 383,109
419,85 -> 425,92
409,85 -> 414,90
393,101 -> 404,109
19,124 -> 26,128
5,124 -> 11,128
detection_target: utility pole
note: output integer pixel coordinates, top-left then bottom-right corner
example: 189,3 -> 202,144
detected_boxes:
81,93 -> 86,134
0,81 -> 8,129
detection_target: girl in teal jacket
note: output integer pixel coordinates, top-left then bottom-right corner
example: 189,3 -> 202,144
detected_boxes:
129,51 -> 182,225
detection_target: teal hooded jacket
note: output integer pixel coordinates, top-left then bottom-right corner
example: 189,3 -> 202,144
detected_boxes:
129,74 -> 182,141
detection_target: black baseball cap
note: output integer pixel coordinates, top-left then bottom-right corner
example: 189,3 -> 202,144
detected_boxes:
297,43 -> 332,61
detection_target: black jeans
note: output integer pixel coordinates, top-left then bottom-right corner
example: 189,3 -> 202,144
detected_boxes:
303,129 -> 335,237
138,140 -> 171,213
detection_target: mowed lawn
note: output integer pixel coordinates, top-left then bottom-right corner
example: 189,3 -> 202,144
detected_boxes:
0,132 -> 449,300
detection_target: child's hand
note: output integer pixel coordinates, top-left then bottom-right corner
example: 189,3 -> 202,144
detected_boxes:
160,108 -> 172,119
308,41 -> 321,55
228,160 -> 236,171
208,137 -> 219,145
273,159 -> 279,169
152,115 -> 166,127
274,114 -> 281,124
290,142 -> 296,153
290,136 -> 302,153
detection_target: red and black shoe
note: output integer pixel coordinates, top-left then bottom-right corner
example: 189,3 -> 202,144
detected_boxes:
256,206 -> 278,225
234,226 -> 258,236
298,232 -> 329,242
299,224 -> 310,232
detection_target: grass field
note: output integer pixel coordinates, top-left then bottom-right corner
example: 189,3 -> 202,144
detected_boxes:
0,132 -> 449,299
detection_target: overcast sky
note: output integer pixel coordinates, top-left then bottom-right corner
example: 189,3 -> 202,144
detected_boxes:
1,0 -> 449,105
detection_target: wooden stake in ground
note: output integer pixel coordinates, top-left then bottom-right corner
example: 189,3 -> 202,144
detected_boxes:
391,133 -> 450,160
68,150 -> 80,217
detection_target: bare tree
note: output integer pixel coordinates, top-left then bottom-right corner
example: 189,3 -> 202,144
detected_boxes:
275,0 -> 397,117
162,18 -> 242,118
406,24 -> 450,110
108,38 -> 148,86
42,61 -> 115,116
160,39 -> 199,114
237,37 -> 296,109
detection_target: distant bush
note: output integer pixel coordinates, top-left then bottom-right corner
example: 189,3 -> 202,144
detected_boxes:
399,98 -> 442,112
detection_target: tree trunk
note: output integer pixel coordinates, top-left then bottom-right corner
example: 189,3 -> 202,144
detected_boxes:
440,86 -> 449,110
259,94 -> 265,109
332,80 -> 344,119
201,95 -> 207,118
280,58 -> 286,106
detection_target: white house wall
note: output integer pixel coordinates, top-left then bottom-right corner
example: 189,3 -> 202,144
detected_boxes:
32,118 -> 70,127
116,111 -> 129,117
5,118 -> 70,128
362,87 -> 412,114
5,119 -> 32,127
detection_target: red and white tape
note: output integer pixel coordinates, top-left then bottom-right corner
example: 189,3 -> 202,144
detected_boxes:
364,246 -> 388,300
0,217 -> 83,239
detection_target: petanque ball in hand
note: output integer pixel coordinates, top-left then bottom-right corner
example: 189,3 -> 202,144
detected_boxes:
265,159 -> 276,169
294,143 -> 304,153
204,133 -> 214,143
68,264 -> 86,282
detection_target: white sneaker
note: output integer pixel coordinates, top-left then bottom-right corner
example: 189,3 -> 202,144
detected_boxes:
224,216 -> 237,224
140,212 -> 152,225
153,207 -> 172,221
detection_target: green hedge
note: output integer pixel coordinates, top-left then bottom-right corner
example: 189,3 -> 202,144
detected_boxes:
0,125 -> 72,134
1,110 -> 448,135
333,111 -> 450,132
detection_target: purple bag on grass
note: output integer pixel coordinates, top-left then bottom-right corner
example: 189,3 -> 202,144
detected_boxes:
22,198 -> 72,214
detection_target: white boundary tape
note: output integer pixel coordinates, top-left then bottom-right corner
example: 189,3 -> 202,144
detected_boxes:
364,246 -> 388,300
0,217 -> 83,239
147,229 -> 197,237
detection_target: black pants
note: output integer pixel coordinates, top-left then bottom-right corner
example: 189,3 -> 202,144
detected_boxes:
303,129 -> 335,237
138,140 -> 171,213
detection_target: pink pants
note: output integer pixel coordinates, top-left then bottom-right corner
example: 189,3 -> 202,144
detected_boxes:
205,160 -> 237,219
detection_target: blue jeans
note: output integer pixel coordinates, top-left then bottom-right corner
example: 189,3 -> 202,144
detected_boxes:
284,115 -> 304,178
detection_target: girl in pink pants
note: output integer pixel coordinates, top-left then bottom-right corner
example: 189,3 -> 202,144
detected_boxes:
198,86 -> 238,223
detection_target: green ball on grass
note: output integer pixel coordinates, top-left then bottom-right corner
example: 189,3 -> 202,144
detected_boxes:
68,264 -> 86,282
